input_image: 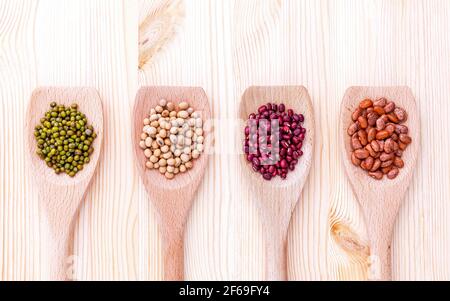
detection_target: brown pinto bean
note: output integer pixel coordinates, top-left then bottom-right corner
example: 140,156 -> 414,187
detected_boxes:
367,112 -> 378,127
352,107 -> 363,121
399,134 -> 412,144
385,124 -> 395,135
361,157 -> 374,170
387,167 -> 400,179
387,113 -> 399,123
391,133 -> 399,141
374,98 -> 387,107
371,158 -> 382,172
376,130 -> 390,140
354,149 -> 370,159
359,99 -> 373,109
351,152 -> 361,166
371,140 -> 381,152
380,152 -> 394,162
376,117 -> 386,131
358,116 -> 368,129
381,160 -> 393,168
382,166 -> 393,174
395,124 -> 409,134
347,122 -> 359,136
393,141 -> 399,151
351,134 -> 363,150
365,144 -> 377,157
399,142 -> 408,150
394,107 -> 407,122
384,138 -> 395,154
373,106 -> 385,115
369,171 -> 384,180
384,101 -> 395,113
394,156 -> 404,168
358,130 -> 368,146
368,127 -> 377,142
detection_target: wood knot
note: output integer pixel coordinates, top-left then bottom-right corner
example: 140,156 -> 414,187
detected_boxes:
330,221 -> 370,259
139,0 -> 185,69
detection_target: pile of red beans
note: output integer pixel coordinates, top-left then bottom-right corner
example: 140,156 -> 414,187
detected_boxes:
243,103 -> 306,180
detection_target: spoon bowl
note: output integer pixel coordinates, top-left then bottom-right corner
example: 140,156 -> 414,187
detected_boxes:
132,86 -> 211,280
25,87 -> 104,280
340,86 -> 420,280
239,86 -> 315,280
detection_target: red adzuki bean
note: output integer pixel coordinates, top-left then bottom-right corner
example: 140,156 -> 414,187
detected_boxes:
244,103 -> 306,181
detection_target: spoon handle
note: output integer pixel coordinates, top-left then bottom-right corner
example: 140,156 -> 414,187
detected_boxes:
37,187 -> 83,280
162,231 -> 184,281
366,218 -> 395,281
259,197 -> 296,281
368,236 -> 392,281
158,215 -> 186,281
48,226 -> 74,280
265,228 -> 288,281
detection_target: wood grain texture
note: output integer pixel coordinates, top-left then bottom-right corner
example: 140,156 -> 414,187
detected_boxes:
0,0 -> 40,281
1,0 -> 450,280
1,0 -> 138,280
340,86 -> 420,280
25,87 -> 104,280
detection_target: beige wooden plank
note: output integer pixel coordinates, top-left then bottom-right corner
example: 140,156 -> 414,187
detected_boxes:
0,0 -> 139,280
0,0 -> 41,281
1,0 -> 450,281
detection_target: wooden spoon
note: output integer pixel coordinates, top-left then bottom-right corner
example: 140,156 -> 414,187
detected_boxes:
239,86 -> 315,281
25,87 -> 103,280
132,86 -> 211,281
340,86 -> 420,280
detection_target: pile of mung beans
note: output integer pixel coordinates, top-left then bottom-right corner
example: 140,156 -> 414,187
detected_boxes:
34,102 -> 97,177
139,99 -> 204,179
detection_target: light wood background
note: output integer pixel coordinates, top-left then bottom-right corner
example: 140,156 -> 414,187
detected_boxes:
1,0 -> 449,281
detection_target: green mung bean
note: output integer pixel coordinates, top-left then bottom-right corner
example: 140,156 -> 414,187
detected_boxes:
34,102 -> 96,177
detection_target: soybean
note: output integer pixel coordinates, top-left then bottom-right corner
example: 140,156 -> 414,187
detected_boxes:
140,100 -> 205,179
